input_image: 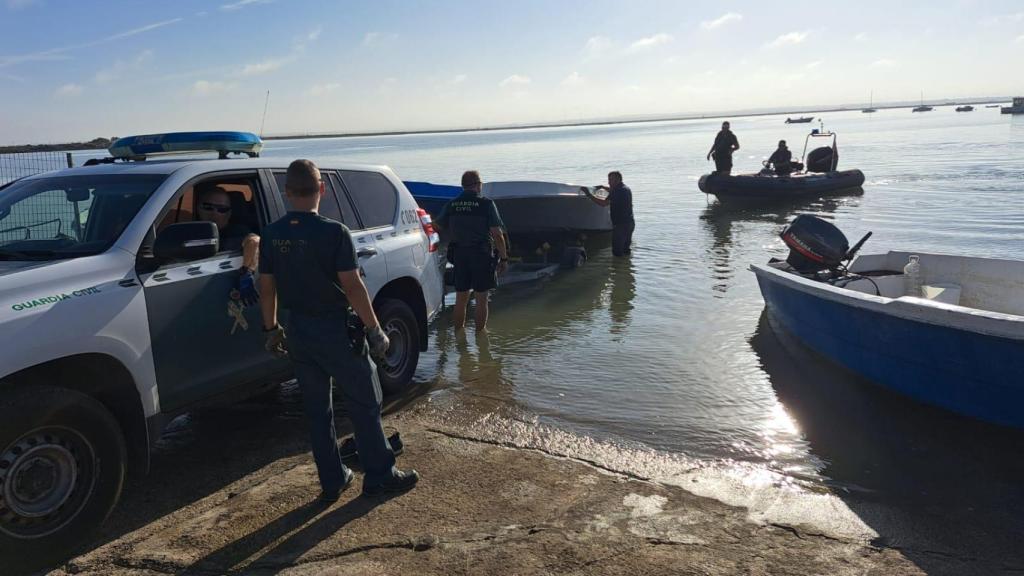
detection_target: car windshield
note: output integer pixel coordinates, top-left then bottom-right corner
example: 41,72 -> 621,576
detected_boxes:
0,174 -> 166,260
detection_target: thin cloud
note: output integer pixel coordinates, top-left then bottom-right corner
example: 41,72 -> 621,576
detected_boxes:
307,26 -> 322,42
582,36 -> 611,60
767,31 -> 808,48
805,60 -> 822,70
561,71 -> 584,87
6,0 -> 38,9
379,77 -> 398,95
499,74 -> 531,88
854,32 -> 868,42
221,0 -> 271,11
628,33 -> 673,52
362,32 -> 397,47
309,82 -> 340,96
1,18 -> 180,69
192,80 -> 234,95
54,83 -> 83,97
240,58 -> 287,76
452,74 -> 467,85
701,12 -> 742,30
94,49 -> 153,84
871,58 -> 897,68
103,18 -> 181,44
982,12 -> 1023,25
0,50 -> 70,68
1016,34 -> 1024,43
0,72 -> 27,83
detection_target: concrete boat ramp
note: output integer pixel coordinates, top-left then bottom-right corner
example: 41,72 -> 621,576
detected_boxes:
47,401 -> 926,576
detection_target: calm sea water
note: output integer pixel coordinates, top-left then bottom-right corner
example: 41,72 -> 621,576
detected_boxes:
250,110 -> 1024,466
60,110 -> 1024,570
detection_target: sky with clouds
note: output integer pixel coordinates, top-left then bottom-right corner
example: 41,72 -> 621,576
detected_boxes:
1,0 -> 1022,144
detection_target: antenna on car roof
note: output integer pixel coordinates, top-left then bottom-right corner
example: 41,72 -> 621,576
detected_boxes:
259,90 -> 270,138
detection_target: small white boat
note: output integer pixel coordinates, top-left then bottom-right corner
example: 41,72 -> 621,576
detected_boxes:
751,215 -> 1024,428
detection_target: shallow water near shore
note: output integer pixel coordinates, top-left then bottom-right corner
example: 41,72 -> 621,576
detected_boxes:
245,109 -> 1024,467
70,109 -> 1024,572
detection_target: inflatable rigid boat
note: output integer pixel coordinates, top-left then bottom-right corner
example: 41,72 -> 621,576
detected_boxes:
699,127 -> 865,204
699,169 -> 865,203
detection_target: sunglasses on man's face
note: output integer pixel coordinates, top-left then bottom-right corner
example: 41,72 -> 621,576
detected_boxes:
199,202 -> 232,214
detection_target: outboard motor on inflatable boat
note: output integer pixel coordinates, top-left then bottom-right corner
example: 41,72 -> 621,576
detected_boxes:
780,215 -> 850,273
806,145 -> 838,172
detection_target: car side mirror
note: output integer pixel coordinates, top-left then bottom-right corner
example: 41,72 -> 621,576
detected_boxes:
153,221 -> 219,262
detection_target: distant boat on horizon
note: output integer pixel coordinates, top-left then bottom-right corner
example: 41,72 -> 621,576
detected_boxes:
862,90 -> 877,113
785,116 -> 814,124
912,91 -> 933,113
1002,97 -> 1024,114
955,105 -> 974,112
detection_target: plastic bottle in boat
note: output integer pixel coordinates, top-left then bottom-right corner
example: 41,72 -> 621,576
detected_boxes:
903,255 -> 922,297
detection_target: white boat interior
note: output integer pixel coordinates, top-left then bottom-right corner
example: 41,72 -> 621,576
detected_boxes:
839,251 -> 1024,317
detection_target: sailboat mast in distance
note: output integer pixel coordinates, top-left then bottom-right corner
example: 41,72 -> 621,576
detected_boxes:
259,90 -> 270,137
862,89 -> 877,113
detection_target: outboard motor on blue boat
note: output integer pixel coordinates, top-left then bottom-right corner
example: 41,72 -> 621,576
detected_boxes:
806,145 -> 838,172
780,215 -> 872,274
780,215 -> 848,273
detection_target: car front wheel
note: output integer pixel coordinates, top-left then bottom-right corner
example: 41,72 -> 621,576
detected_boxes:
0,385 -> 127,572
374,298 -> 420,395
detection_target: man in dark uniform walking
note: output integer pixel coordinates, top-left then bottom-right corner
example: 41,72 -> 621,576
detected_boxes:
706,121 -> 740,175
584,171 -> 635,257
435,170 -> 509,331
258,159 -> 418,502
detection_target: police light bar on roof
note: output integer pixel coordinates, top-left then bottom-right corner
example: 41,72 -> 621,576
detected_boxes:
108,131 -> 263,159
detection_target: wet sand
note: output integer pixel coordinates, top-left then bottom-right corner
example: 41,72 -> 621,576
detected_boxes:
42,396 -> 925,576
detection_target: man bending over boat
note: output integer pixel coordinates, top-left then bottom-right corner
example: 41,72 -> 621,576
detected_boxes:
706,121 -> 740,175
583,171 -> 635,257
435,171 -> 510,331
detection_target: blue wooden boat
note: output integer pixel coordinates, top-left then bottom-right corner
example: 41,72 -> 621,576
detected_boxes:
751,216 -> 1024,428
108,131 -> 262,159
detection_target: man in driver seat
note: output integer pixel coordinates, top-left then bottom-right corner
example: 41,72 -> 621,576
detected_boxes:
767,140 -> 793,176
195,183 -> 261,305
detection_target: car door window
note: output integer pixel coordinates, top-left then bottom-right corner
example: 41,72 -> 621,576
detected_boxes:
272,171 -> 355,227
339,170 -> 396,229
146,174 -> 263,265
328,173 -> 360,229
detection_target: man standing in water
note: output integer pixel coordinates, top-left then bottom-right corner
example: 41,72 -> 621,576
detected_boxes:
258,159 -> 418,502
584,171 -> 635,257
706,121 -> 740,175
435,170 -> 509,331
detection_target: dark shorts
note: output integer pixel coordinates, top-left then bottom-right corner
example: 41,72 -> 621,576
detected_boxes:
612,221 -> 635,257
714,153 -> 733,175
453,246 -> 496,292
